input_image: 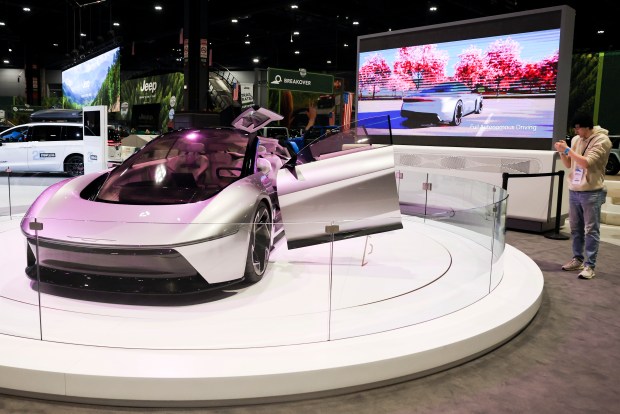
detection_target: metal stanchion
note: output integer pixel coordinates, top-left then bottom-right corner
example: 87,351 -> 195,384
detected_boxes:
503,170 -> 569,240
544,170 -> 570,240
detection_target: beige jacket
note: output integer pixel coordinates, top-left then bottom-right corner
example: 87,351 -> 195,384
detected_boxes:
568,126 -> 612,191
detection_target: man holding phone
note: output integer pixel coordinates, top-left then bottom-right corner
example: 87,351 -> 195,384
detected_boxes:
554,113 -> 611,279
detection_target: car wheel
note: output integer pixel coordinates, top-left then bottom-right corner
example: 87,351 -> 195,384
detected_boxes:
243,203 -> 272,284
450,100 -> 464,126
475,100 -> 483,114
64,154 -> 84,177
606,155 -> 620,175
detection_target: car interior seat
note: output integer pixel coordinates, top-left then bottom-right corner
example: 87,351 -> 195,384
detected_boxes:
210,151 -> 235,188
257,144 -> 283,184
170,142 -> 209,186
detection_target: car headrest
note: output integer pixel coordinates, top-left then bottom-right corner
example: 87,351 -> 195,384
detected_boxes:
180,142 -> 205,153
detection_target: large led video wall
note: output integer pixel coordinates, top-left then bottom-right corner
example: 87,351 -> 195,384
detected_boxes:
62,47 -> 121,112
356,6 -> 575,150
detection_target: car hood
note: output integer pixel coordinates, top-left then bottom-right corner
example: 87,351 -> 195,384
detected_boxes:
21,172 -> 253,247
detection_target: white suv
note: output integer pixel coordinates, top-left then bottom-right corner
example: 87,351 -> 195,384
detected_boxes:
0,122 -> 85,176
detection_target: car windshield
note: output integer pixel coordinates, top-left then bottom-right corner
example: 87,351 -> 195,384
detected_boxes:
419,82 -> 471,94
96,128 -> 251,205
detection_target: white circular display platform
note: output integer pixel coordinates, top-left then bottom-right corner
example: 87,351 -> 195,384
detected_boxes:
0,216 -> 543,406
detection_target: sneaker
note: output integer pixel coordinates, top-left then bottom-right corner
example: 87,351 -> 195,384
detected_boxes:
578,266 -> 596,279
562,258 -> 584,271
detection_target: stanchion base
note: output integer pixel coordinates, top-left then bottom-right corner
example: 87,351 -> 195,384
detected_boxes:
544,232 -> 570,240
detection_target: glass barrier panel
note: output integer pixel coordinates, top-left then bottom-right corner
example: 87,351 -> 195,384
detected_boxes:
28,216 -> 332,349
0,173 -> 9,219
1,173 -> 71,219
327,211 -> 493,339
397,170 -> 430,218
424,174 -> 496,247
490,190 -> 509,291
0,216 -> 42,339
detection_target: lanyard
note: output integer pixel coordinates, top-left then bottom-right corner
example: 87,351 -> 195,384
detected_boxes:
580,137 -> 594,156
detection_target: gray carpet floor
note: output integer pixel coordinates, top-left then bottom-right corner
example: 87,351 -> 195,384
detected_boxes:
1,230 -> 619,414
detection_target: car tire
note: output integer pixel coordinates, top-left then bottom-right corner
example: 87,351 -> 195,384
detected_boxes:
606,155 -> 620,175
450,100 -> 464,126
243,202 -> 273,284
475,100 -> 483,114
64,154 -> 84,177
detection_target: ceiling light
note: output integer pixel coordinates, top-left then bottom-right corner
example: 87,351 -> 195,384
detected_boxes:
343,43 -> 349,47
597,30 -> 605,34
23,7 -> 31,12
291,4 -> 298,9
353,21 -> 359,25
245,40 -> 251,44
294,50 -> 300,54
246,34 -> 250,37
231,18 -> 238,23
80,33 -> 86,37
8,48 -> 12,52
113,22 -> 120,27
53,43 -> 58,47
253,58 -> 259,63
293,31 -> 300,35
154,5 -> 162,11
0,22 -> 5,26
327,60 -> 332,64
3,60 -> 9,64
429,6 -> 437,11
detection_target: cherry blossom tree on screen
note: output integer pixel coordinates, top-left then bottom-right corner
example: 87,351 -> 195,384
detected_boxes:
538,50 -> 559,92
484,37 -> 523,94
454,45 -> 487,88
522,50 -> 558,93
358,54 -> 391,99
522,62 -> 541,92
392,45 -> 449,91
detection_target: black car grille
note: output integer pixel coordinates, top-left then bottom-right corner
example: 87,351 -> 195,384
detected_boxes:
25,240 -> 236,294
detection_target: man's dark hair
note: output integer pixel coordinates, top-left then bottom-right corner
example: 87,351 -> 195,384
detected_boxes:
571,113 -> 594,129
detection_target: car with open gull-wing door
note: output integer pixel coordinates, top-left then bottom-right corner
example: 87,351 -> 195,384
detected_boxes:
21,108 -> 402,294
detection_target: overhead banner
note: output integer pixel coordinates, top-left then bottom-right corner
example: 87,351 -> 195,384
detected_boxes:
267,68 -> 333,94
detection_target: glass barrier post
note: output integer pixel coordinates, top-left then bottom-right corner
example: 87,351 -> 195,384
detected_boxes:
326,222 -> 338,341
6,167 -> 12,219
30,218 -> 44,340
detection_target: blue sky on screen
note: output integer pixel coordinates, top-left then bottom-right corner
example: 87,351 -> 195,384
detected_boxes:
359,29 -> 560,77
62,47 -> 119,102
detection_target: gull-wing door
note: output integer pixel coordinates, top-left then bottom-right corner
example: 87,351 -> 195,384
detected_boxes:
231,107 -> 283,133
277,117 -> 402,249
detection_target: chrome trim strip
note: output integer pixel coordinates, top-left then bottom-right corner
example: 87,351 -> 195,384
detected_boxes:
25,227 -> 240,250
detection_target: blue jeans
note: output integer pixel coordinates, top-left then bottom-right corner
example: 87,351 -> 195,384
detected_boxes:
568,189 -> 607,268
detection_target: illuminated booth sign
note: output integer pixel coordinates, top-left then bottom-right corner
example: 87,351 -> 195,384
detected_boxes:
267,68 -> 333,94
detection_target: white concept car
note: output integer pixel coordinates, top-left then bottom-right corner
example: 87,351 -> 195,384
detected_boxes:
400,81 -> 483,126
21,108 -> 402,294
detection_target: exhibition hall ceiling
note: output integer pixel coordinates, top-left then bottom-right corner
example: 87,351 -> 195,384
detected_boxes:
0,0 -> 618,73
